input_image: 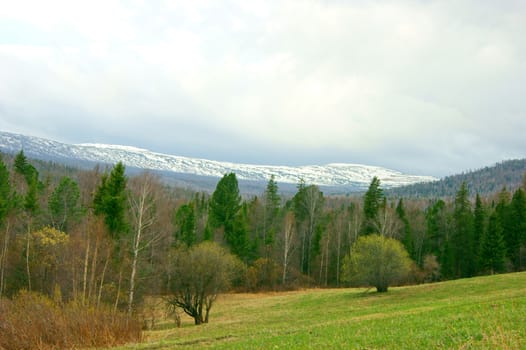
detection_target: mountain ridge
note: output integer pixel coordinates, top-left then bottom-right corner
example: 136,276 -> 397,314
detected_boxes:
0,130 -> 436,192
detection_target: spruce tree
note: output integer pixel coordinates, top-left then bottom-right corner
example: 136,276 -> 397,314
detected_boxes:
93,162 -> 128,239
174,203 -> 197,247
473,193 -> 486,273
424,199 -> 448,261
263,175 -> 280,247
452,182 -> 475,278
495,187 -> 514,269
509,188 -> 526,270
0,156 -> 11,225
396,198 -> 414,260
480,212 -> 506,274
14,150 -> 39,186
292,182 -> 324,275
209,173 -> 243,255
362,177 -> 384,235
49,176 -> 82,232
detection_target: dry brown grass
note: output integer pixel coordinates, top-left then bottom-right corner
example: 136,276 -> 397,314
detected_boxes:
0,291 -> 142,350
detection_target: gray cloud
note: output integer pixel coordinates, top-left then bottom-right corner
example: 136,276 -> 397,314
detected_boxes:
0,0 -> 525,177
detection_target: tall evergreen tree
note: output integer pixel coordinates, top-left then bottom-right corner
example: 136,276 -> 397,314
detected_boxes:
231,202 -> 249,260
49,176 -> 82,232
495,187 -> 513,269
174,203 -> 197,247
473,193 -> 486,273
93,162 -> 128,239
263,175 -> 280,248
480,212 -> 506,274
509,188 -> 526,270
13,152 -> 40,291
452,182 -> 475,278
362,177 -> 384,235
209,173 -> 244,256
0,156 -> 11,225
396,198 -> 414,260
14,150 -> 39,186
424,199 -> 448,263
293,182 -> 324,275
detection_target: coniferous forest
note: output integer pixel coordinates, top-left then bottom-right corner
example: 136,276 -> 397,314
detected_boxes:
1,150 -> 526,347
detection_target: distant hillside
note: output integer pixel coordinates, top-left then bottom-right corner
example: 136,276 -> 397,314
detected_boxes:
387,159 -> 526,198
0,130 -> 436,194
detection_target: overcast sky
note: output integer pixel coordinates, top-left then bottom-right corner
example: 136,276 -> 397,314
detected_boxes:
1,1 -> 525,177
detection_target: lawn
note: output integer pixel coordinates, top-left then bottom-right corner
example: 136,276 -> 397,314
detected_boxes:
117,272 -> 526,349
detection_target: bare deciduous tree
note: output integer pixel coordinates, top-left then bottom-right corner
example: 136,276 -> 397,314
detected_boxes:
280,212 -> 296,285
126,172 -> 162,316
166,242 -> 240,325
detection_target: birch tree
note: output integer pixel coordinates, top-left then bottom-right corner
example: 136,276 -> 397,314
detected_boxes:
280,211 -> 296,285
126,172 -> 162,316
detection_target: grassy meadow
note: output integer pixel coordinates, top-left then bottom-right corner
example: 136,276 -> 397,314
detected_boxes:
118,272 -> 526,349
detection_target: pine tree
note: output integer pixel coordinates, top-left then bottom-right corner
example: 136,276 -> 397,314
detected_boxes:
263,175 -> 280,247
14,150 -> 39,186
362,177 -> 384,235
396,198 -> 414,260
174,203 -> 197,247
480,212 -> 506,274
93,162 -> 128,239
231,202 -> 249,260
0,156 -> 11,225
209,173 -> 243,255
473,193 -> 486,273
509,188 -> 526,270
49,176 -> 82,232
293,182 -> 324,275
452,182 -> 475,278
495,187 -> 513,269
424,199 -> 448,262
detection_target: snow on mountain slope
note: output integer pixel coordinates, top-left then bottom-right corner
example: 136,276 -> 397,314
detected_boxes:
0,131 -> 436,190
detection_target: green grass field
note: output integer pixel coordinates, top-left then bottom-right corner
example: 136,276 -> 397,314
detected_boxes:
119,272 -> 526,349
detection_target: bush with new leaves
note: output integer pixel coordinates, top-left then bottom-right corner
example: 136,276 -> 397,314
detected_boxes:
341,234 -> 411,292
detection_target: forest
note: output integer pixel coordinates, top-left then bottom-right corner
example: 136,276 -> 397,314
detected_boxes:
1,150 -> 526,348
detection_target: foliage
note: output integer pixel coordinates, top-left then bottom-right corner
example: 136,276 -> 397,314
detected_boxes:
166,242 -> 241,325
208,173 -> 244,256
173,203 -> 197,247
387,158 -> 526,198
396,198 -> 414,259
93,162 -> 128,239
362,176 -> 384,235
0,291 -> 141,350
480,212 -> 507,274
49,176 -> 82,231
245,258 -> 281,291
341,234 -> 411,292
292,183 -> 324,275
509,188 -> 526,270
263,175 -> 280,247
451,182 -> 475,278
0,155 -> 11,224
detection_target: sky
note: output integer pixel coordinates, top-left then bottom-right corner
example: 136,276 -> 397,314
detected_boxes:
0,0 -> 525,177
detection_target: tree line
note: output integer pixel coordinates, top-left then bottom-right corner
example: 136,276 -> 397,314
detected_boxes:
1,151 -> 526,321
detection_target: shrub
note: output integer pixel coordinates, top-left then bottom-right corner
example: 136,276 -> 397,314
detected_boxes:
166,242 -> 241,325
0,291 -> 141,350
341,234 -> 412,292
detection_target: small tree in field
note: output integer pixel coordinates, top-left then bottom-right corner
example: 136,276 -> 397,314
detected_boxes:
341,234 -> 411,292
166,242 -> 240,325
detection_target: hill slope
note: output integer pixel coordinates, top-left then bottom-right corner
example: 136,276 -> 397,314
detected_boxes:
0,130 -> 435,193
119,272 -> 526,349
387,158 -> 526,198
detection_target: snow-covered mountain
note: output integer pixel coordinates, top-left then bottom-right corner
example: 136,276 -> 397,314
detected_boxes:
0,131 -> 436,192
